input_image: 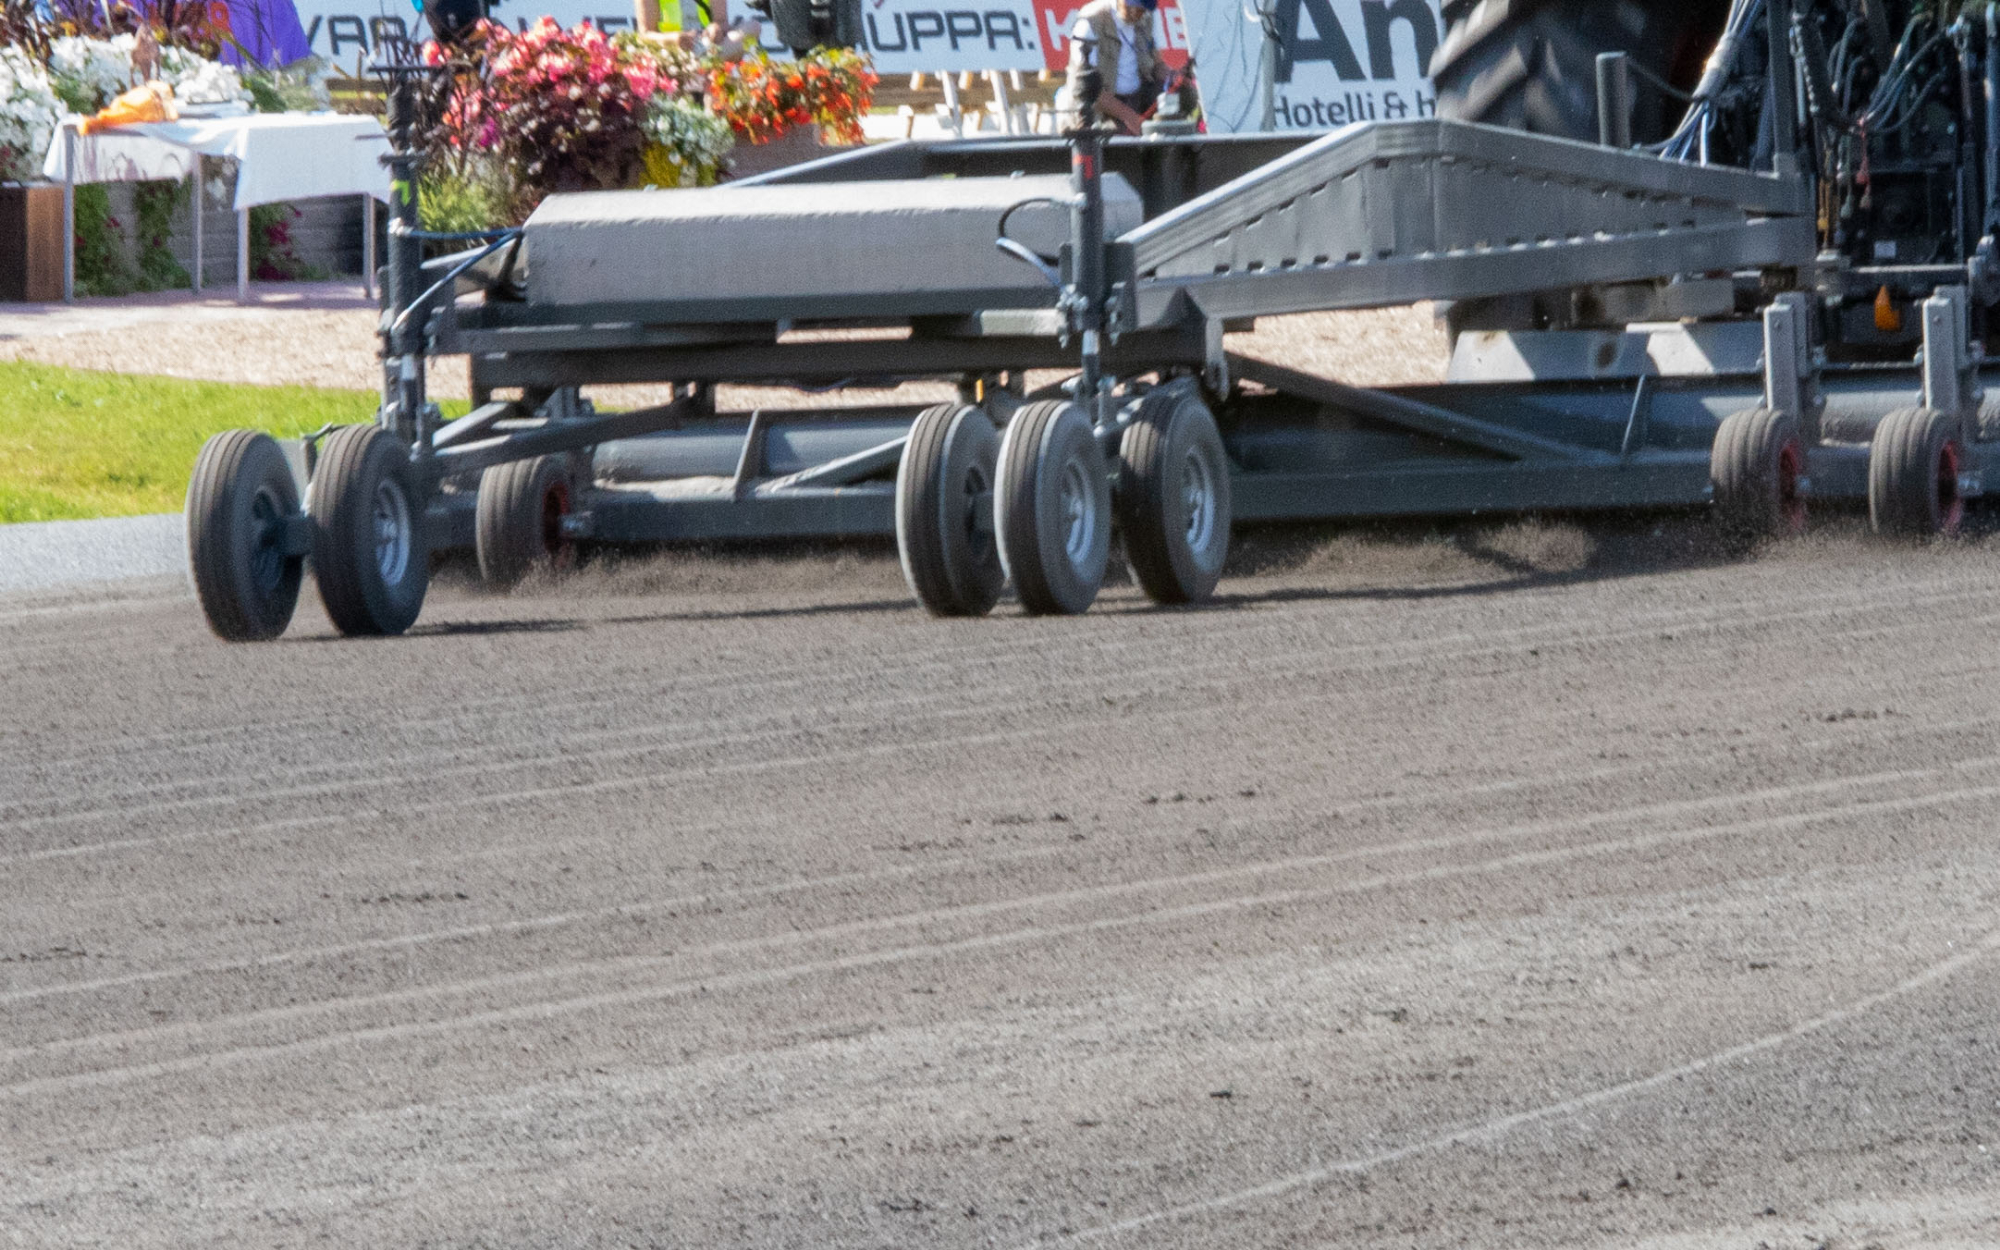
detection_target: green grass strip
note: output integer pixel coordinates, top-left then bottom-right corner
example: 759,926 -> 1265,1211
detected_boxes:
0,363 -> 464,523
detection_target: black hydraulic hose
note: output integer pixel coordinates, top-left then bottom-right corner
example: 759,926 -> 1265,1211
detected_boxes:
389,230 -> 524,335
1792,15 -> 1851,131
1987,4 -> 2000,230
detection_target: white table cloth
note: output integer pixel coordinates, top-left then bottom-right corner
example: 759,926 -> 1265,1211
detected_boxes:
42,112 -> 389,209
40,112 -> 389,300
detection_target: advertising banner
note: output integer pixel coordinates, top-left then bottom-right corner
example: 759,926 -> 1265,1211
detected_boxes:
850,0 -> 1189,76
286,0 -> 1193,78
289,0 -> 636,63
1184,0 -> 1441,135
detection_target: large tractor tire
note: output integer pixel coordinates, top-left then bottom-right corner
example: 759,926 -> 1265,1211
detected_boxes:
1434,1 -> 1718,341
1432,0 -> 1694,144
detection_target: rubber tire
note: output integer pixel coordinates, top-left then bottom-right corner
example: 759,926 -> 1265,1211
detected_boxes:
995,399 -> 1111,616
1433,0 -> 1688,144
1710,407 -> 1806,546
186,429 -> 304,641
310,424 -> 429,636
476,455 -> 576,588
1117,387 -> 1233,605
896,402 -> 1005,617
1869,407 -> 1966,539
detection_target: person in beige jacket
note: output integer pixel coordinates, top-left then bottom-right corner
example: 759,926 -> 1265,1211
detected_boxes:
1064,0 -> 1168,135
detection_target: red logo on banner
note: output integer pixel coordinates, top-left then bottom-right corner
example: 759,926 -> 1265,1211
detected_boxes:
1030,0 -> 1189,75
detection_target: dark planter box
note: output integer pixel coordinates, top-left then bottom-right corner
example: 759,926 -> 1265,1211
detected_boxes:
0,183 -> 63,302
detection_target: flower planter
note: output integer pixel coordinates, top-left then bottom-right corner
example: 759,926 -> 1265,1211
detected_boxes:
725,125 -> 851,179
0,183 -> 64,302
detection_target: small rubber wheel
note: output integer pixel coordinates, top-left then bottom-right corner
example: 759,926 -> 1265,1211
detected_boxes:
1869,406 -> 1965,538
995,399 -> 1111,616
896,402 -> 1004,616
476,455 -> 576,587
1710,407 -> 1806,546
310,424 -> 429,636
1117,386 -> 1233,605
185,429 -> 304,641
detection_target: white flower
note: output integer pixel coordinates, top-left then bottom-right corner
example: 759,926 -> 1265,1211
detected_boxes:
47,36 -> 250,112
167,58 -> 248,106
0,46 -> 61,182
49,36 -> 137,112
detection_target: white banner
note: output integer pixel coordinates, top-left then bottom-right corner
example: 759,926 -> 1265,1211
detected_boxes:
1184,0 -> 1440,135
852,0 -> 1191,75
854,0 -> 1042,73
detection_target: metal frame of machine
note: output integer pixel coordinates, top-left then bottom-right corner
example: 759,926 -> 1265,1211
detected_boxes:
183,9 -> 2000,638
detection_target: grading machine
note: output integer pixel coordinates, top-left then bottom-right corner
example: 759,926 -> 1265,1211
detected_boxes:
187,1 -> 2000,638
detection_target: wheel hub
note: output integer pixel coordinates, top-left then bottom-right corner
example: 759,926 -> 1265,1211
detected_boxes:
1938,440 -> 1965,533
961,463 -> 992,555
1183,448 -> 1217,554
1059,458 -> 1096,568
248,487 -> 287,593
1776,441 -> 1806,534
373,477 -> 412,585
540,481 -> 573,562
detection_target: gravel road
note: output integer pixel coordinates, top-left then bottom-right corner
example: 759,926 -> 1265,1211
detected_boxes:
4,520 -> 1999,1249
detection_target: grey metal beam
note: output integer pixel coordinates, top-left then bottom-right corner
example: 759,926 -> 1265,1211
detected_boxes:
1125,121 -> 1811,273
1231,454 -> 1714,521
1141,219 -> 1814,325
431,400 -> 521,450
589,484 -> 896,541
1228,354 -> 1612,463
764,436 -> 909,491
471,326 -> 1208,389
437,399 -> 694,477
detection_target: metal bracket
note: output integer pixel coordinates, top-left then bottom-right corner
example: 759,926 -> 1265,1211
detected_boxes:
1762,291 -> 1820,441
279,513 -> 315,558
732,409 -> 771,501
1921,285 -> 1980,439
1203,318 -> 1229,396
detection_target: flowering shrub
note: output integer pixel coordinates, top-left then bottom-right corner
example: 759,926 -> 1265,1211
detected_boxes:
704,46 -> 874,145
422,20 -> 873,220
0,43 -> 59,180
426,18 -> 677,204
640,94 -> 732,187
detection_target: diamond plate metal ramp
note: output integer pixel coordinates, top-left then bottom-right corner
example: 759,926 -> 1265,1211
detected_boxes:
1121,119 -> 1816,325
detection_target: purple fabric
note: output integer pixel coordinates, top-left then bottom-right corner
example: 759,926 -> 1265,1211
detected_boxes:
217,0 -> 313,67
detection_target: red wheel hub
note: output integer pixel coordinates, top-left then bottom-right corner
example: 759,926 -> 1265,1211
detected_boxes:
541,480 -> 575,567
1937,440 -> 1965,536
1776,439 -> 1806,535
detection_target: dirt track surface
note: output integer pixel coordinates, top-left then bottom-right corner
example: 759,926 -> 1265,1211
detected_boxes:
4,520 -> 2000,1249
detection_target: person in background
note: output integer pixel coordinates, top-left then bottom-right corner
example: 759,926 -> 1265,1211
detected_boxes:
1065,0 -> 1167,135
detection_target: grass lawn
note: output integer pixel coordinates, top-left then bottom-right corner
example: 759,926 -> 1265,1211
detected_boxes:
0,363 -> 463,523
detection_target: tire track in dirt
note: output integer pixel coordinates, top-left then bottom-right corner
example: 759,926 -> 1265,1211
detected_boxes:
1045,924 -> 2000,1245
8,762 -> 1995,1096
4,707 -> 1994,1013
8,574 -> 1994,848
3,562 -> 1988,801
